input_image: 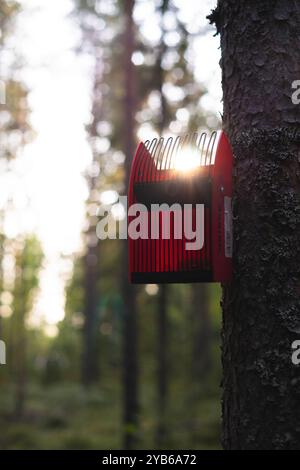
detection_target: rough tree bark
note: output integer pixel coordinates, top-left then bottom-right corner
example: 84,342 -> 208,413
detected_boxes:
209,0 -> 300,449
122,0 -> 139,450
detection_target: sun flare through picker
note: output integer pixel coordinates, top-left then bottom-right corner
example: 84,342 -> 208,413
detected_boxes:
128,130 -> 233,284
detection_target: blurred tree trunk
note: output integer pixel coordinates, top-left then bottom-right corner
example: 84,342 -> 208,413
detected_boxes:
81,58 -> 102,387
14,248 -> 27,419
155,0 -> 169,447
191,284 -> 211,383
13,237 -> 42,419
82,238 -> 99,386
209,0 -> 300,449
156,284 -> 168,445
14,307 -> 26,419
122,0 -> 139,450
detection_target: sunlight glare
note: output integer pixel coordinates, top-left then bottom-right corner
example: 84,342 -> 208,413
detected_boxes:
174,146 -> 200,173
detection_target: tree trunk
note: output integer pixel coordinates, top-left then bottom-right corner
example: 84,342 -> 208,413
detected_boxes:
155,0 -> 169,447
191,284 -> 211,383
155,284 -> 168,446
14,259 -> 27,419
209,0 -> 300,449
14,308 -> 26,419
82,241 -> 99,386
122,0 -> 139,450
81,55 -> 103,387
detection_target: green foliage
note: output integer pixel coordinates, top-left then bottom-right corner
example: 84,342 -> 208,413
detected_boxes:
0,376 -> 221,449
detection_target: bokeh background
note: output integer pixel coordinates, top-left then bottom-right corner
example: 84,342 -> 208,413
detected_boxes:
0,0 -> 223,450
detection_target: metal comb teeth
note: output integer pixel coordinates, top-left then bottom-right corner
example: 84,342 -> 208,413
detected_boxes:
135,131 -> 218,182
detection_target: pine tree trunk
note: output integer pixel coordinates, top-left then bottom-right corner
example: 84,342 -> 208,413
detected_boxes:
14,262 -> 27,419
82,241 -> 99,386
156,284 -> 168,446
191,284 -> 211,383
155,0 -> 169,447
122,0 -> 139,450
81,55 -> 102,387
210,0 -> 300,449
14,308 -> 26,419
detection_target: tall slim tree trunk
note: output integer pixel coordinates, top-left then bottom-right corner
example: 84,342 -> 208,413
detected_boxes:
209,0 -> 300,449
122,0 -> 139,450
82,55 -> 103,387
14,260 -> 26,419
14,309 -> 26,419
0,228 -> 5,344
155,0 -> 169,447
191,284 -> 211,383
82,239 -> 99,386
156,284 -> 168,446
